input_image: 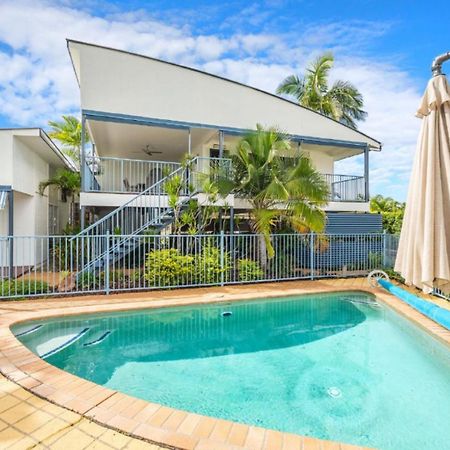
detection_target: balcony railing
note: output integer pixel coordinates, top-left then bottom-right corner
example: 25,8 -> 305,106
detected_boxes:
84,156 -> 182,193
84,156 -> 233,194
83,156 -> 365,202
323,174 -> 366,202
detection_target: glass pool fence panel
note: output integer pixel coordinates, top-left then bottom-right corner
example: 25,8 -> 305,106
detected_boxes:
0,232 -> 398,299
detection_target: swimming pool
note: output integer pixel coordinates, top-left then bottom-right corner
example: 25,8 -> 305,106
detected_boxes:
13,291 -> 450,450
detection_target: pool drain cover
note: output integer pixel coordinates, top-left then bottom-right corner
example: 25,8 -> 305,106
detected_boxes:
327,387 -> 342,398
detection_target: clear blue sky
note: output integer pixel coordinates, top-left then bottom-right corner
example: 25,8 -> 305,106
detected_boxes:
0,0 -> 449,199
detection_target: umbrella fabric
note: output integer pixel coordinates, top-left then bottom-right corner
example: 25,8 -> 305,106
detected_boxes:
395,74 -> 450,294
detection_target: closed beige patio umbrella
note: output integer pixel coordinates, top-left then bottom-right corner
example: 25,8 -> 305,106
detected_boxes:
395,55 -> 450,294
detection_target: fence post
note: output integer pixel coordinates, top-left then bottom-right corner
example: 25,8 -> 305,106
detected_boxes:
105,231 -> 110,295
382,231 -> 387,268
310,232 -> 315,280
220,230 -> 225,286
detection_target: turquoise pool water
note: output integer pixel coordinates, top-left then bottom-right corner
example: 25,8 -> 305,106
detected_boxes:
13,292 -> 450,450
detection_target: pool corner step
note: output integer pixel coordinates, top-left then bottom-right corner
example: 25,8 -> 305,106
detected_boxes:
14,324 -> 43,337
40,327 -> 90,359
83,331 -> 112,347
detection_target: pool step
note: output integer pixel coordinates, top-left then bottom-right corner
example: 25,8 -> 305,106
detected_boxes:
39,327 -> 90,359
83,330 -> 112,347
14,324 -> 43,337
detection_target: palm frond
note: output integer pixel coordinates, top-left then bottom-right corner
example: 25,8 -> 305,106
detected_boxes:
276,74 -> 306,102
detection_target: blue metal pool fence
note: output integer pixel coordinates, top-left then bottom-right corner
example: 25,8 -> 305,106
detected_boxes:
0,232 -> 401,299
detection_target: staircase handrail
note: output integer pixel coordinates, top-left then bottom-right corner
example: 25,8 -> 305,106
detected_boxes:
72,158 -> 198,239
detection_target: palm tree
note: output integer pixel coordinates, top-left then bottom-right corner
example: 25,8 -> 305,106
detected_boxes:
370,194 -> 402,213
233,125 -> 329,267
276,53 -> 367,129
48,115 -> 89,165
39,169 -> 81,226
370,194 -> 405,234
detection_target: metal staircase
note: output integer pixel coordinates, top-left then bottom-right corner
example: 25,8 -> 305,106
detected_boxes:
73,158 -> 200,275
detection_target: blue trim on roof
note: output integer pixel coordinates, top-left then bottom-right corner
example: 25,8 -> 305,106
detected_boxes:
83,109 -> 368,149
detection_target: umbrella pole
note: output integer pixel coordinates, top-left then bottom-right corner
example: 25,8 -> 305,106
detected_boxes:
431,52 -> 450,77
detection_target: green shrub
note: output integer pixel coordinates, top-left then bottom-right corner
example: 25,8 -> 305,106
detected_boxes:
383,268 -> 405,283
109,270 -> 127,288
144,248 -> 193,287
368,252 -> 382,268
238,258 -> 264,281
77,271 -> 104,290
0,279 -> 50,297
194,245 -> 230,284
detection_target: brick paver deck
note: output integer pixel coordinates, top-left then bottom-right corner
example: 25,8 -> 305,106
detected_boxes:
0,278 -> 449,450
0,374 -> 163,449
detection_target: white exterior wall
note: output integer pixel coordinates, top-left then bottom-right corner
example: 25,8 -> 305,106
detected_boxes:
0,130 -> 73,269
302,148 -> 334,174
0,132 -> 13,186
69,42 -> 380,149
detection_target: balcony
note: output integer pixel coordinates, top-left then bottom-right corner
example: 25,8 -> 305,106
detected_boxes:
83,156 -> 233,195
83,156 -> 367,202
84,157 -> 181,193
324,174 -> 366,202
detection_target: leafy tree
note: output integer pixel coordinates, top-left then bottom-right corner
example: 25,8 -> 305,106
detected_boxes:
276,53 -> 367,129
39,169 -> 81,226
232,124 -> 329,268
48,115 -> 90,165
370,194 -> 405,234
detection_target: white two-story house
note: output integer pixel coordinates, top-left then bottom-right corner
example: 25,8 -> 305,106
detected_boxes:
67,40 -> 382,249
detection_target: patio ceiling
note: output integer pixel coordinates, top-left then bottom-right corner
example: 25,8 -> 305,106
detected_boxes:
88,118 -> 363,162
87,120 -> 217,161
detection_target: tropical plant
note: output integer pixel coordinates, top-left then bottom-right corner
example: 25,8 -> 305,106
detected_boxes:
77,271 -> 104,290
39,169 -> 81,226
164,156 -> 230,234
276,53 -> 367,129
194,245 -> 230,284
48,115 -> 89,165
0,280 -> 50,297
144,248 -> 194,287
232,125 -> 329,267
237,258 -> 263,281
370,194 -> 405,234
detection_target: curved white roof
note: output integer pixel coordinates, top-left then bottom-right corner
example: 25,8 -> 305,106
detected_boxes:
67,40 -> 381,150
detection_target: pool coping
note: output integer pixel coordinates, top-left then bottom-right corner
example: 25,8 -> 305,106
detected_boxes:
1,279 -> 449,450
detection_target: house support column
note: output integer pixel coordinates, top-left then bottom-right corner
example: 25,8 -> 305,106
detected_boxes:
80,114 -> 86,229
364,145 -> 370,202
81,114 -> 86,192
218,130 -> 225,232
229,207 -> 234,234
218,130 -> 224,158
188,128 -> 192,156
80,206 -> 85,230
8,188 -> 13,279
